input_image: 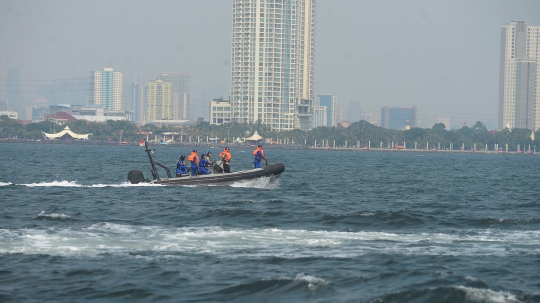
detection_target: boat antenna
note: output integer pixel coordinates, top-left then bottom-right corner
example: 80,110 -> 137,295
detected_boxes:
144,139 -> 159,180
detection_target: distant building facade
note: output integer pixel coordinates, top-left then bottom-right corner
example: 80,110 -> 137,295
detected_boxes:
438,116 -> 451,130
229,0 -> 315,131
0,111 -> 18,119
316,95 -> 336,127
499,21 -> 540,130
313,105 -> 327,127
157,73 -> 190,120
346,101 -> 363,123
90,63 -> 123,110
130,80 -> 146,124
381,106 -> 418,130
210,98 -> 232,125
146,79 -> 173,121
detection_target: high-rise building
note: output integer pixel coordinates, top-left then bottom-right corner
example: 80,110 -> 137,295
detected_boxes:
346,101 -> 363,123
381,106 -> 418,130
90,63 -> 123,110
146,78 -> 173,121
132,81 -> 146,124
499,21 -> 540,130
157,73 -> 190,120
316,94 -> 336,127
230,0 -> 315,131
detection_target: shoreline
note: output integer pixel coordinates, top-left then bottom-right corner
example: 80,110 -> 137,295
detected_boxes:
1,139 -> 536,155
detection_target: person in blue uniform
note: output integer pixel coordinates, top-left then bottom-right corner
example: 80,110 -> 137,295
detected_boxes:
252,145 -> 268,168
175,155 -> 188,177
198,153 -> 211,175
188,150 -> 199,176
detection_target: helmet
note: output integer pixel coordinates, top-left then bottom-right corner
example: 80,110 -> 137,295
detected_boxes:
207,151 -> 212,155
257,144 -> 262,148
192,149 -> 197,152
225,146 -> 230,150
180,155 -> 185,160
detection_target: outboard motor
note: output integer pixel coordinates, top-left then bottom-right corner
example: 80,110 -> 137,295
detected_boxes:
213,160 -> 224,173
127,170 -> 146,184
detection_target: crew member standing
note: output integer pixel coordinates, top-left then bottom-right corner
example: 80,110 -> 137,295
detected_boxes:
219,147 -> 232,173
188,150 -> 199,176
252,144 -> 268,168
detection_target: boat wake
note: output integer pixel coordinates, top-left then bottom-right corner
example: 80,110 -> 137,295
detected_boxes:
10,180 -> 162,187
230,176 -> 280,189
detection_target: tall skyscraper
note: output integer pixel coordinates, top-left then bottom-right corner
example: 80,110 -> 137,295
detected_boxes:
499,21 -> 540,130
146,78 -> 172,121
90,63 -> 123,110
157,73 -> 190,120
230,0 -> 315,131
316,94 -> 336,127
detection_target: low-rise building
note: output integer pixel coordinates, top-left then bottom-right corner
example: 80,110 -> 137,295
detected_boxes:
209,98 -> 231,125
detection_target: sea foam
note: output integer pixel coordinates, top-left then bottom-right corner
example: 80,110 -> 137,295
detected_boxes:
0,225 -> 539,259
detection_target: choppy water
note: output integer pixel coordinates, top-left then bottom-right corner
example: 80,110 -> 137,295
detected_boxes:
1,143 -> 539,302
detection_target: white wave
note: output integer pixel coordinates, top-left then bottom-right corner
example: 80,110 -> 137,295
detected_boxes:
37,211 -> 76,220
456,286 -> 522,303
230,176 -> 279,189
294,273 -> 329,285
19,180 -> 162,187
0,182 -> 13,186
0,225 -> 539,258
22,180 -> 83,187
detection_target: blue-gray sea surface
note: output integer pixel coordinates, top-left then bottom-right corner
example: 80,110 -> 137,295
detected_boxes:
1,143 -> 539,303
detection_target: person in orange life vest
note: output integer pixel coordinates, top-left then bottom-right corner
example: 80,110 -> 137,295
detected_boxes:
187,150 -> 199,176
252,144 -> 268,168
219,147 -> 232,173
198,153 -> 211,175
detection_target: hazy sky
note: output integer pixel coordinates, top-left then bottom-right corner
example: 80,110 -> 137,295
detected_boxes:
1,0 -> 540,127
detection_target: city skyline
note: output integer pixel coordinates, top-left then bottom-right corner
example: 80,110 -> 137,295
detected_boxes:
1,1 -> 540,129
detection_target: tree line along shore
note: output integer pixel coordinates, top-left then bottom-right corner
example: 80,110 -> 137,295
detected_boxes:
1,115 -> 538,153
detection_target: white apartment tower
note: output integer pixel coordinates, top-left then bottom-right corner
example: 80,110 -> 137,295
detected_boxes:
499,21 -> 540,130
230,0 -> 315,131
91,63 -> 123,111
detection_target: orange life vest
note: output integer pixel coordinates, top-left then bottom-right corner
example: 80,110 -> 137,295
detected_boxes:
252,147 -> 264,157
219,150 -> 232,161
187,152 -> 199,165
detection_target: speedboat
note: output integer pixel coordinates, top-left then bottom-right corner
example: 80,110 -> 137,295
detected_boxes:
127,140 -> 285,185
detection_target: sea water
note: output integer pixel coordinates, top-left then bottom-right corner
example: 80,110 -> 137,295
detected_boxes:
0,143 -> 539,302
